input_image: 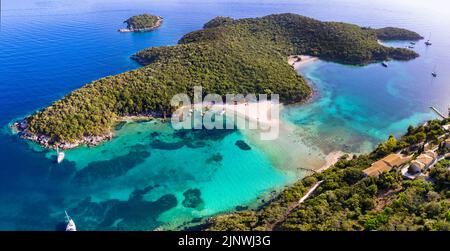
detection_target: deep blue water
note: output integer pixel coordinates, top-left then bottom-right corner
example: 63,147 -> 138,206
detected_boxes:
1,0 -> 449,230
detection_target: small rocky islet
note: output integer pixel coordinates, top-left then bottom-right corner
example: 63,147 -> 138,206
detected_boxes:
118,14 -> 163,33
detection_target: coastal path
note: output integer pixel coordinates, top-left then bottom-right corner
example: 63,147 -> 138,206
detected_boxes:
268,180 -> 323,230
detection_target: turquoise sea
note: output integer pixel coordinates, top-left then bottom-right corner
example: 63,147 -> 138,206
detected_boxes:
0,0 -> 449,230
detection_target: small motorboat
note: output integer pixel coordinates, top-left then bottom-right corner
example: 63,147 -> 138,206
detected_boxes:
65,211 -> 77,231
382,61 -> 388,67
407,45 -> 415,49
56,148 -> 65,164
410,42 -> 416,45
431,66 -> 437,77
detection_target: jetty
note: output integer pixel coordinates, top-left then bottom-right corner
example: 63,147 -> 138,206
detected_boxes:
430,106 -> 448,119
297,167 -> 317,174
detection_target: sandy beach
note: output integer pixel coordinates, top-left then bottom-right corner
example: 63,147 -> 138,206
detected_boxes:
174,100 -> 281,130
214,101 -> 281,129
315,151 -> 346,173
288,55 -> 319,70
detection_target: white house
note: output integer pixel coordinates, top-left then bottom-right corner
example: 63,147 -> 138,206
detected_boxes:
408,151 -> 437,174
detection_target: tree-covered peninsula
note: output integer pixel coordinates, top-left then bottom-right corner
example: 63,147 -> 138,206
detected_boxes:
373,27 -> 424,41
15,13 -> 422,149
119,14 -> 163,32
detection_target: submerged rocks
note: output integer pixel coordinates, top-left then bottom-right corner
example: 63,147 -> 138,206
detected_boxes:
206,153 -> 223,163
182,188 -> 204,209
114,121 -> 127,131
150,129 -> 228,151
70,192 -> 177,230
235,140 -> 252,151
151,140 -> 185,150
72,148 -> 151,185
235,205 -> 249,211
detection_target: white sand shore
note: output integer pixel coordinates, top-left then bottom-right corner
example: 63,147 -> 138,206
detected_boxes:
288,55 -> 319,70
174,100 -> 280,130
214,101 -> 281,129
315,151 -> 346,173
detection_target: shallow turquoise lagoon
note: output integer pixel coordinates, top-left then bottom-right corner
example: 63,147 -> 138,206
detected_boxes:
53,121 -> 291,230
1,0 -> 449,230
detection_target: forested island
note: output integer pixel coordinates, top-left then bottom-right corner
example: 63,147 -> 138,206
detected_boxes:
207,118 -> 450,231
14,13 -> 422,149
119,14 -> 163,33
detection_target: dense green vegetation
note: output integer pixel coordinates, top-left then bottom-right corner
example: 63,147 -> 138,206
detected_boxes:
124,14 -> 161,30
208,119 -> 450,231
23,14 -> 420,146
371,119 -> 449,158
430,159 -> 450,191
372,27 -> 424,41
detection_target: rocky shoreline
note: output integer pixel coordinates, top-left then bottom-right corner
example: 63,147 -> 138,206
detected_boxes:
118,16 -> 163,33
11,119 -> 113,150
11,111 -> 163,150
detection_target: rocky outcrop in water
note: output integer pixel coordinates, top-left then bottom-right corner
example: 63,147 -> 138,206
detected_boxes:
11,119 -> 112,150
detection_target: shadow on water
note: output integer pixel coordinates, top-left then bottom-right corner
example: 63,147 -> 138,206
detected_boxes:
55,222 -> 67,231
71,147 -> 151,185
67,185 -> 178,230
150,127 -> 236,150
206,153 -> 223,164
182,188 -> 204,210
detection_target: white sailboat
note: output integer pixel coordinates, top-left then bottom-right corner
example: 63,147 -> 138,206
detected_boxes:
56,147 -> 65,164
65,210 -> 77,231
425,33 -> 432,46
